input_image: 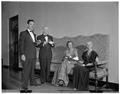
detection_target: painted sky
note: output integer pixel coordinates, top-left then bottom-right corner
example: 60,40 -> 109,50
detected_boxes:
18,2 -> 117,38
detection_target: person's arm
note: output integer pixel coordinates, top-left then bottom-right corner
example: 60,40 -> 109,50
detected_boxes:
96,57 -> 99,63
82,51 -> 86,62
61,50 -> 68,62
36,35 -> 43,48
94,51 -> 99,65
35,40 -> 42,47
33,34 -> 41,47
19,32 -> 25,55
94,56 -> 99,66
48,36 -> 55,47
19,32 -> 26,61
73,49 -> 79,61
81,51 -> 86,66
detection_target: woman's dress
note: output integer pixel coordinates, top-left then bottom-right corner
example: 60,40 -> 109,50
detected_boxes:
73,50 -> 98,90
52,48 -> 78,86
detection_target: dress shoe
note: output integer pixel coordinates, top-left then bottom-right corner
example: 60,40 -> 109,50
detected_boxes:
73,88 -> 77,91
41,81 -> 45,84
89,90 -> 103,93
20,89 -> 32,93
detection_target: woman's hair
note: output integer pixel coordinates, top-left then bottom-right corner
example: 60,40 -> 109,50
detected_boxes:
66,40 -> 73,48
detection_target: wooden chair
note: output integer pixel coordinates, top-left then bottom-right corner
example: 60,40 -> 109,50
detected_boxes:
76,45 -> 109,92
87,61 -> 109,92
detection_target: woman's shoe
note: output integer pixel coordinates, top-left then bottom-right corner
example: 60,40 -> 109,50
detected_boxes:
55,84 -> 59,87
58,80 -> 64,86
73,88 -> 77,91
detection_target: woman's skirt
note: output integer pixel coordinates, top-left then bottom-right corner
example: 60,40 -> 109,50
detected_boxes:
52,59 -> 75,86
73,65 -> 89,91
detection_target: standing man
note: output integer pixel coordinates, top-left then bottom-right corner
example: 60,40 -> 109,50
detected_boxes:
37,26 -> 55,84
19,19 -> 38,92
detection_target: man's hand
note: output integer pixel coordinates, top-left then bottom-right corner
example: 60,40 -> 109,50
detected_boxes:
43,41 -> 48,46
49,41 -> 54,45
36,40 -> 41,45
82,64 -> 85,66
73,56 -> 79,61
79,60 -> 84,64
21,54 -> 26,62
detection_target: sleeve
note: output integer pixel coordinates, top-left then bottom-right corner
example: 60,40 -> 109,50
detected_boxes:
36,35 -> 43,48
34,34 -> 38,47
37,35 -> 41,40
50,35 -> 53,41
82,51 -> 86,61
94,51 -> 98,58
74,49 -> 78,57
62,50 -> 68,61
19,32 -> 25,55
73,49 -> 79,60
49,35 -> 55,47
93,51 -> 99,65
34,34 -> 37,42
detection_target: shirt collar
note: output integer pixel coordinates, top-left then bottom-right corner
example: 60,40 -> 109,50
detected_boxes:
27,29 -> 31,32
42,34 -> 48,36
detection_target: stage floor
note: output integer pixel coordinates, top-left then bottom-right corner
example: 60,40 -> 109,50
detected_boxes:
2,67 -> 115,93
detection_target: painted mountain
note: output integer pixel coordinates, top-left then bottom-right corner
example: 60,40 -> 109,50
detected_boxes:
52,34 -> 109,63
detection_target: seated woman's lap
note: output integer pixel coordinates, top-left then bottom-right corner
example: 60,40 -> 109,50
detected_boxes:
73,65 -> 89,91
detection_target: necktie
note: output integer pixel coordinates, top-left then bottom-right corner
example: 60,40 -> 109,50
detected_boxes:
30,30 -> 34,33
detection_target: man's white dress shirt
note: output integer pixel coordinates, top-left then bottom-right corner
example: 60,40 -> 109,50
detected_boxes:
28,29 -> 35,42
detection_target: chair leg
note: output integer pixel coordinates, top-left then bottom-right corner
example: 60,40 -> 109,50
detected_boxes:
95,79 -> 98,92
105,68 -> 109,88
102,75 -> 109,89
89,79 -> 102,93
106,75 -> 109,88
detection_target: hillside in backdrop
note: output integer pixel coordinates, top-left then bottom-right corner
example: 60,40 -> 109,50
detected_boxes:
52,34 -> 109,63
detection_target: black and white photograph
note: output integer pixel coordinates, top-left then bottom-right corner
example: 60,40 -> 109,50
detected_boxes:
2,1 -> 119,93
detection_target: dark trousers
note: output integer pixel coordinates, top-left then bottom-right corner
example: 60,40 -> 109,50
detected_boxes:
39,57 -> 51,83
73,65 -> 89,91
22,58 -> 36,89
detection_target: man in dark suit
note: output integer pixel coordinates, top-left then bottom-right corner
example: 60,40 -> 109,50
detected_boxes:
37,26 -> 55,84
19,19 -> 38,92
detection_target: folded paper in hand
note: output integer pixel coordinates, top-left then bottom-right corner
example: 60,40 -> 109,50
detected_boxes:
73,56 -> 79,60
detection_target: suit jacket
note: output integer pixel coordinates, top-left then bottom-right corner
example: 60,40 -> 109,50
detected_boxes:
37,34 -> 55,59
19,30 -> 37,59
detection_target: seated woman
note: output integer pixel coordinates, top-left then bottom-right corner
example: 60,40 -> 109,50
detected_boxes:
82,41 -> 99,67
73,41 -> 99,91
52,41 -> 79,86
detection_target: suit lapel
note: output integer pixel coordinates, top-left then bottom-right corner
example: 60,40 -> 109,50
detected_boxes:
42,34 -> 46,42
26,30 -> 34,42
34,33 -> 36,42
